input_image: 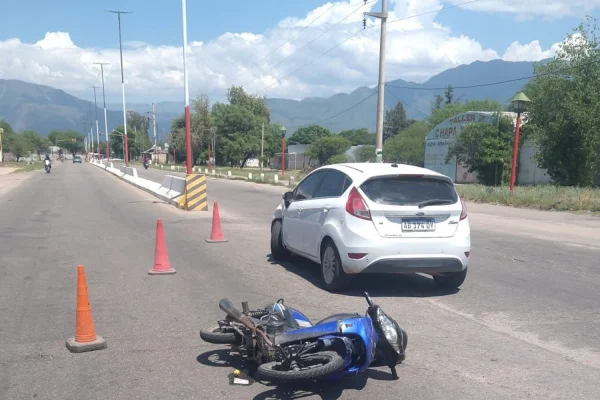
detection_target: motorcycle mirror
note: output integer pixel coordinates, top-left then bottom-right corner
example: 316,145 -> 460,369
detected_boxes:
364,292 -> 374,308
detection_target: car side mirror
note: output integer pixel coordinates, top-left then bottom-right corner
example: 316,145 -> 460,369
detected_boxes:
283,191 -> 293,208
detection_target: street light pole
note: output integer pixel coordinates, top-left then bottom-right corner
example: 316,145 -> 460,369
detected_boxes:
152,103 -> 157,164
509,92 -> 531,193
91,86 -> 100,160
107,10 -> 132,167
280,126 -> 286,176
364,0 -> 388,163
88,101 -> 94,159
94,62 -> 110,162
181,0 -> 192,175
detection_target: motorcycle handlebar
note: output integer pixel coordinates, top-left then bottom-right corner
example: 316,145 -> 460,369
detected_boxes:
364,292 -> 374,308
219,298 -> 243,321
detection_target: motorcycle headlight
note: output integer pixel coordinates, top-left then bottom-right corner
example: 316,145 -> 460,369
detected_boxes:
376,308 -> 402,354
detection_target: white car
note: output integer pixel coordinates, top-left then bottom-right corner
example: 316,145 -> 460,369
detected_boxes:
271,163 -> 471,292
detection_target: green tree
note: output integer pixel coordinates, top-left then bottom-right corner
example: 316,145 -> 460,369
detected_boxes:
383,121 -> 431,167
328,154 -> 351,164
21,130 -> 49,160
524,17 -> 600,186
428,100 -> 503,128
128,111 -> 150,141
353,145 -> 376,162
445,84 -> 454,105
210,103 -> 267,167
383,102 -> 411,142
338,128 -> 375,145
306,136 -> 351,166
61,131 -> 85,157
10,134 -> 32,161
445,114 -> 515,186
227,86 -> 270,122
1,120 -> 15,156
287,125 -> 332,145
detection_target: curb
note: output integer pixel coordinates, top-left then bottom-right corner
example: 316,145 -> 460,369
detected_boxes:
88,161 -> 184,209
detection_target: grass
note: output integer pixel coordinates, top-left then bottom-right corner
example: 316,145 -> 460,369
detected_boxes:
456,184 -> 600,213
0,161 -> 45,173
142,162 -> 305,184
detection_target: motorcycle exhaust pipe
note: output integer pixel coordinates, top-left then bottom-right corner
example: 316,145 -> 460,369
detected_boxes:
219,298 -> 273,347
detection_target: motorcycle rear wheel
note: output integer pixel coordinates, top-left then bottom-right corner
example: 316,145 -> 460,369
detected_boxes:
199,325 -> 241,345
257,351 -> 345,382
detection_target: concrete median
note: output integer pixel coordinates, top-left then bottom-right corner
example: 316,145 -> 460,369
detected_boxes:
88,161 -> 187,209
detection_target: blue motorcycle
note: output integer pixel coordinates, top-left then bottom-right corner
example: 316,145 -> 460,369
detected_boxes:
199,292 -> 407,383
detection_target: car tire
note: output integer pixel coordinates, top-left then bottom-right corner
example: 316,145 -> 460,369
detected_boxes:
320,240 -> 351,292
270,220 -> 290,261
433,267 -> 467,289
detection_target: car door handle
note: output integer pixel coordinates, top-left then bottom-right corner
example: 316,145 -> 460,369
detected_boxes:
323,205 -> 331,212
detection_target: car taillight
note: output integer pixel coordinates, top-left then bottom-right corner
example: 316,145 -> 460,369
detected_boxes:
345,187 -> 371,220
459,197 -> 468,220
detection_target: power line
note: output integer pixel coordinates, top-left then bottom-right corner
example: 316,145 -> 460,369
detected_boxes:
231,2 -> 337,86
247,0 -> 376,92
384,85 -> 429,117
257,0 -> 482,97
287,91 -> 377,129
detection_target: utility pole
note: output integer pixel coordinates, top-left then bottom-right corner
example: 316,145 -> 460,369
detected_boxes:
181,0 -> 193,175
91,86 -> 100,160
260,122 -> 264,171
88,101 -> 94,159
152,103 -> 157,164
107,10 -> 132,166
364,0 -> 388,163
94,62 -> 110,161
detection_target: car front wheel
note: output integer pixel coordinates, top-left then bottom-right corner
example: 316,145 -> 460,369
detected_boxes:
321,241 -> 351,292
433,267 -> 467,289
270,220 -> 290,261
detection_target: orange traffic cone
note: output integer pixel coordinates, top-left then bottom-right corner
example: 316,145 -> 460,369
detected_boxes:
66,265 -> 107,353
148,219 -> 177,275
206,202 -> 228,243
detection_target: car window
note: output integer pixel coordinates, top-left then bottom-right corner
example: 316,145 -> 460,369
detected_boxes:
294,171 -> 327,201
360,176 -> 458,206
313,170 -> 352,198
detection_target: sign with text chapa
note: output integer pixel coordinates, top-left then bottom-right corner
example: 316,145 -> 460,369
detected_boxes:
424,111 -> 499,182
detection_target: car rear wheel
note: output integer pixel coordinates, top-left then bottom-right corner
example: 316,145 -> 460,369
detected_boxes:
270,220 -> 291,261
433,267 -> 467,289
321,241 -> 351,292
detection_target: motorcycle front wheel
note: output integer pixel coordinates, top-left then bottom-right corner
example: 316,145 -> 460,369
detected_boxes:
199,325 -> 241,345
257,351 -> 345,382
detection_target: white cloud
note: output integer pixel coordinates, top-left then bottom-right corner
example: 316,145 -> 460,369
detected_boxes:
502,40 -> 560,62
0,0 -> 578,103
448,0 -> 600,19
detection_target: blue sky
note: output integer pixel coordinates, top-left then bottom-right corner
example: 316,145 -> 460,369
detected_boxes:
1,0 -> 598,102
2,0 -> 594,51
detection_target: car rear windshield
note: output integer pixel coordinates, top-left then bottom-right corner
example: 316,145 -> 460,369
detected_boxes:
360,175 -> 458,206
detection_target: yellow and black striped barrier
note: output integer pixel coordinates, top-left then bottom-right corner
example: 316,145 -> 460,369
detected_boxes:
183,174 -> 208,211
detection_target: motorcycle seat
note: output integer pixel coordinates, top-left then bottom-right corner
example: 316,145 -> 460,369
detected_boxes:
272,313 -> 360,346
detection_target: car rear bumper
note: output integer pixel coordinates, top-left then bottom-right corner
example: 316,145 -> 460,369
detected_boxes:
360,256 -> 466,274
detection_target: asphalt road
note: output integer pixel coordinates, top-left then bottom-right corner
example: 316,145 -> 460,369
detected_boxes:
1,162 -> 599,400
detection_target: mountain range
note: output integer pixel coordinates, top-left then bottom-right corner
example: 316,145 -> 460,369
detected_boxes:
0,59 -> 542,139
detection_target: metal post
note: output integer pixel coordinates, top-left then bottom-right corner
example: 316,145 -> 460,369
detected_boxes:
152,103 -> 157,164
107,10 -> 132,166
260,122 -> 264,171
181,0 -> 192,175
208,143 -> 212,172
92,86 -> 100,160
94,62 -> 110,162
281,137 -> 285,176
509,112 -> 522,193
365,0 -> 388,163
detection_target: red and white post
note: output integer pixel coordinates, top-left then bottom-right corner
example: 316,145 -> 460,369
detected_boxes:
181,0 -> 192,175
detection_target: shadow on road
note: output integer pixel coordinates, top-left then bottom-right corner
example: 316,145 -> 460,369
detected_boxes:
197,349 -> 401,400
267,254 -> 459,298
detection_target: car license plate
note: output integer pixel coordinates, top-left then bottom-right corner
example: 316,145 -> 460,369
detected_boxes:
401,219 -> 436,232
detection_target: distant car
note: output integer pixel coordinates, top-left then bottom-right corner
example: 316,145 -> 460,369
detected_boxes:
270,163 -> 471,292
73,156 -> 82,163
